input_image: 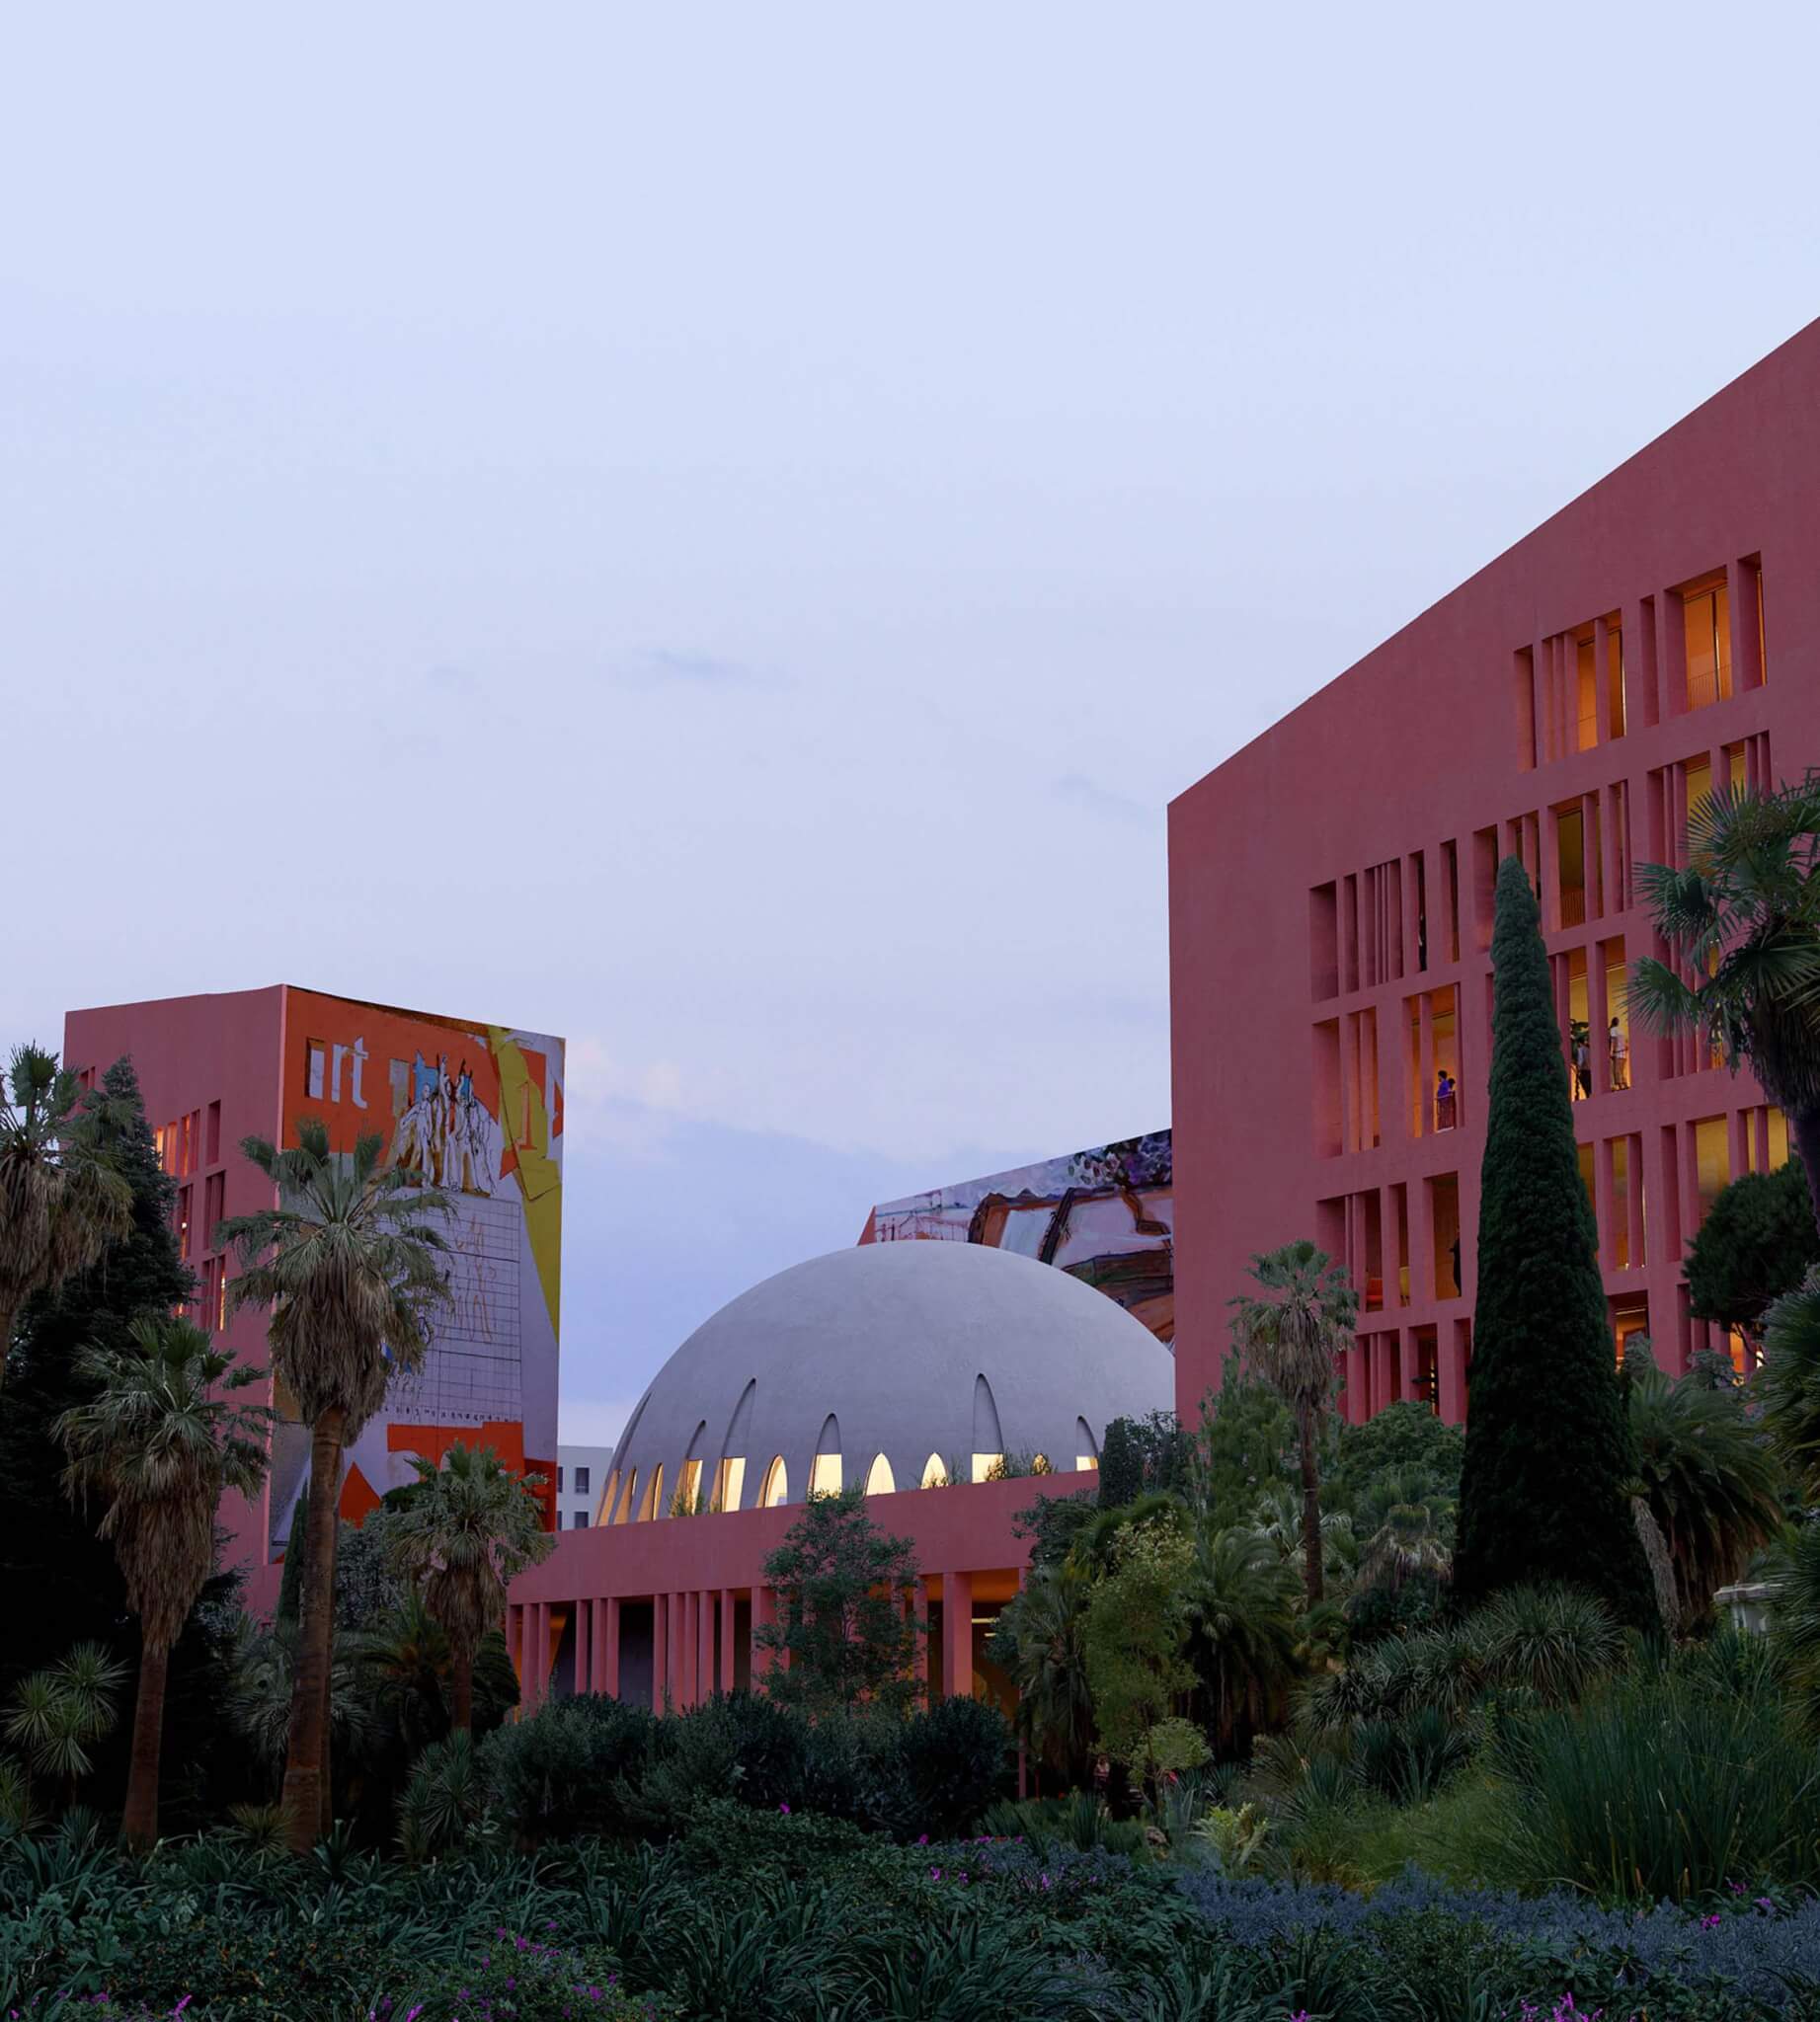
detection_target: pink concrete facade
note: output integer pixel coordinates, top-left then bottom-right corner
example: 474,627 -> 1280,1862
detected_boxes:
507,1469 -> 1063,1715
1168,317 -> 1820,1424
64,987 -> 291,1611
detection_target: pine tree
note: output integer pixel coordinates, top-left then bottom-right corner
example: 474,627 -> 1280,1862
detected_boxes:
1453,859 -> 1656,1626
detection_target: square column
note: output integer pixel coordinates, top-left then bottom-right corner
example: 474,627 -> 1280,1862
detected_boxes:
574,1598 -> 592,1699
652,1594 -> 670,1709
942,1571 -> 973,1701
752,1584 -> 777,1679
599,1596 -> 621,1697
719,1589 -> 737,1694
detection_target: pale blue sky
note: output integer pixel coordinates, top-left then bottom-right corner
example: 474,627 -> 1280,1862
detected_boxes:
7,4 -> 1820,1442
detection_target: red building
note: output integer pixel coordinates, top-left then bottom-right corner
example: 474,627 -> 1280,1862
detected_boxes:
63,986 -> 565,1614
1168,317 -> 1820,1426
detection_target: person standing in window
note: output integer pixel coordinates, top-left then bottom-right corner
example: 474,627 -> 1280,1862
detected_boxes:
1609,1016 -> 1628,1091
1436,1071 -> 1457,1131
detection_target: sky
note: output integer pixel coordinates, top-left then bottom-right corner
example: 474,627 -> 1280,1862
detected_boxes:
6,4 -> 1820,1448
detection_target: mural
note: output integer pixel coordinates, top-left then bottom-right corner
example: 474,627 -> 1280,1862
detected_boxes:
863,1130 -> 1173,1348
268,990 -> 564,1546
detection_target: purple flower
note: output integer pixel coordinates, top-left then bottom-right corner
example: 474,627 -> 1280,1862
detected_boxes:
778,1801 -> 790,1815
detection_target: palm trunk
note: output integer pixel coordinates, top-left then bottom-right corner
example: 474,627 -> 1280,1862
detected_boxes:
0,1296 -> 17,1400
281,1407 -> 344,1853
1791,1105 -> 1820,1246
1296,1398 -> 1324,1606
122,1639 -> 169,1852
452,1645 -> 475,1734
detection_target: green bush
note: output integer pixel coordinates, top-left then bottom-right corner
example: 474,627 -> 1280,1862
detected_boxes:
480,1694 -> 656,1846
899,1694 -> 1013,1837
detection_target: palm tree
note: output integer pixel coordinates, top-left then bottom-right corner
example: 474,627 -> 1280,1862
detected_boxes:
1183,1520 -> 1301,1750
3,1642 -> 128,1816
219,1121 -> 451,1851
384,1443 -> 552,1731
0,1046 -> 131,1403
989,1560 -> 1095,1789
53,1317 -> 270,1849
1632,776 -> 1820,1232
1227,1241 -> 1358,1605
1759,1277 -> 1820,1499
1622,1338 -> 1783,1625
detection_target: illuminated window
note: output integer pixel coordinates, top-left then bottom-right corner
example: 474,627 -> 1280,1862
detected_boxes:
711,1456 -> 746,1513
1031,1453 -> 1052,1474
614,1469 -> 638,1523
600,1471 -> 618,1522
1575,635 -> 1598,751
970,1453 -> 1004,1483
919,1452 -> 949,1488
810,1453 -> 843,1497
638,1463 -> 665,1522
758,1456 -> 788,1507
215,1260 -> 228,1331
1683,579 -> 1732,711
1694,1117 -> 1730,1224
176,1185 -> 193,1261
673,1458 -> 703,1515
1771,1109 -> 1791,1169
1075,1454 -> 1098,1472
864,1453 -> 896,1495
305,1042 -> 327,1102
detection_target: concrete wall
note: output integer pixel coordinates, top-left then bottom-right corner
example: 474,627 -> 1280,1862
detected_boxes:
1169,316 -> 1820,1421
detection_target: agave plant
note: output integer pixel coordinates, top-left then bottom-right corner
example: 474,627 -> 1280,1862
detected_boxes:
3,1643 -> 127,1811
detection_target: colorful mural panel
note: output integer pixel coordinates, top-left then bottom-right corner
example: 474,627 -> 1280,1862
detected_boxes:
269,989 -> 564,1542
863,1130 -> 1173,1347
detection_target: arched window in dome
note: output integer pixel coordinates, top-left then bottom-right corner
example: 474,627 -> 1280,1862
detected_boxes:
637,1462 -> 665,1522
711,1456 -> 746,1513
919,1452 -> 949,1488
971,1374 -> 1004,1480
810,1414 -> 842,1497
1074,1417 -> 1100,1473
864,1452 -> 896,1496
613,1467 -> 639,1522
673,1458 -> 704,1516
758,1455 -> 788,1508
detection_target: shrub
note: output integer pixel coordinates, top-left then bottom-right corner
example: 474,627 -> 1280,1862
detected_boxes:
480,1694 -> 656,1846
900,1694 -> 1013,1837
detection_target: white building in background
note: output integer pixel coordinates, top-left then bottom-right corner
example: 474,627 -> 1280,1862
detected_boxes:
555,1444 -> 614,1529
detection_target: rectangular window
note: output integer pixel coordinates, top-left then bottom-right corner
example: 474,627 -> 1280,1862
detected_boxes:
1771,1108 -> 1791,1170
1312,1021 -> 1341,1158
1682,579 -> 1732,711
1393,1183 -> 1410,1306
205,1100 -> 221,1166
573,1511 -> 590,1528
305,1042 -> 327,1103
203,1171 -> 226,1249
1442,839 -> 1461,963
1472,828 -> 1497,953
574,1466 -> 590,1494
176,1185 -> 194,1261
1683,755 -> 1713,863
1308,883 -> 1339,1001
1566,947 -> 1590,1102
215,1260 -> 228,1331
556,1465 -> 565,1492
1610,1137 -> 1631,1270
1608,623 -> 1626,739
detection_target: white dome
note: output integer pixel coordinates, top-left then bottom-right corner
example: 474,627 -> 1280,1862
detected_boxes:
601,1240 -> 1173,1521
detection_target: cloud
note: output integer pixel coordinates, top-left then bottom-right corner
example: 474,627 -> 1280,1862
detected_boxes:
616,647 -> 780,689
1054,772 -> 1150,823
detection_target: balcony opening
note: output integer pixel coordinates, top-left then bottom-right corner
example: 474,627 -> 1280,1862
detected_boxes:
1575,633 -> 1598,751
1567,947 -> 1590,1101
1602,938 -> 1629,1091
1515,646 -> 1538,770
1682,576 -> 1732,711
1577,1142 -> 1596,1225
1309,882 -> 1339,1001
1610,1137 -> 1631,1270
1612,1296 -> 1649,1365
1442,839 -> 1461,963
1430,1174 -> 1462,1300
1607,619 -> 1626,739
1392,1182 -> 1411,1307
1693,1117 -> 1729,1226
1312,1021 -> 1341,1158
1555,805 -> 1587,928
1471,828 -> 1497,952
1362,1190 -> 1385,1312
1412,1326 -> 1439,1411
1414,852 -> 1429,972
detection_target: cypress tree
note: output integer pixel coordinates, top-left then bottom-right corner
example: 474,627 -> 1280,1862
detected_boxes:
1453,859 -> 1656,1626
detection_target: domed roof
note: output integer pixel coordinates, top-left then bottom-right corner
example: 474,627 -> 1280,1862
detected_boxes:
601,1239 -> 1173,1522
